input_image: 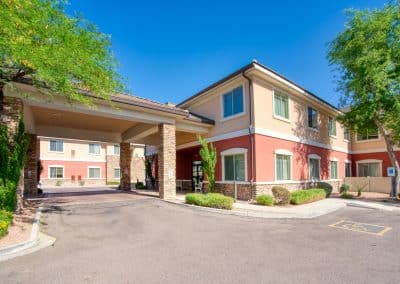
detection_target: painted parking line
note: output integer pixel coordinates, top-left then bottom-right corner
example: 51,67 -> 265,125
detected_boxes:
329,220 -> 392,236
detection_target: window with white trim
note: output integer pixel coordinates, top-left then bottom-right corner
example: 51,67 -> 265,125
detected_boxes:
274,90 -> 289,120
345,162 -> 352,177
275,154 -> 291,180
344,127 -> 350,141
328,117 -> 337,136
307,107 -> 318,129
222,86 -> 244,118
89,143 -> 101,155
357,129 -> 379,141
357,162 -> 380,177
309,157 -> 320,180
49,166 -> 63,178
330,160 -> 338,179
223,154 -> 245,181
49,140 -> 63,152
114,168 -> 120,179
114,145 -> 120,155
88,167 -> 101,178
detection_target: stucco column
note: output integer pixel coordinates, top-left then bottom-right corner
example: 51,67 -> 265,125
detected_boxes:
24,134 -> 39,196
120,142 -> 132,190
158,123 -> 176,200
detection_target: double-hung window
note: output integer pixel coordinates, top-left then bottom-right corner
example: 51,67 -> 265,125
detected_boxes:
88,167 -> 101,178
89,143 -> 101,155
307,107 -> 318,129
309,156 -> 321,180
114,145 -> 120,156
49,166 -> 63,178
49,140 -> 63,152
274,90 -> 289,120
328,117 -> 337,136
114,168 -> 121,179
222,86 -> 244,118
275,154 -> 291,180
345,162 -> 352,177
224,154 -> 245,181
357,129 -> 379,141
330,160 -> 338,179
344,127 -> 350,141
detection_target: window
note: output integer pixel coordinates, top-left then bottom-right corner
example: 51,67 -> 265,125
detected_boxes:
49,140 -> 63,152
49,166 -> 63,178
307,107 -> 318,129
88,167 -> 101,178
357,129 -> 379,141
89,143 -> 101,155
222,86 -> 244,118
357,162 -> 380,177
114,168 -> 120,179
309,157 -> 320,180
224,154 -> 245,181
330,160 -> 338,179
273,90 -> 289,120
114,145 -> 120,156
344,127 -> 350,141
328,117 -> 337,136
345,162 -> 352,177
276,154 -> 291,180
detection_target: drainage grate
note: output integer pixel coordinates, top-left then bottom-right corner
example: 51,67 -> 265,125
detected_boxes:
329,220 -> 392,236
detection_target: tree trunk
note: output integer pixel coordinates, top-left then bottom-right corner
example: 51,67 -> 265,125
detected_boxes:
375,118 -> 399,198
0,83 -> 4,125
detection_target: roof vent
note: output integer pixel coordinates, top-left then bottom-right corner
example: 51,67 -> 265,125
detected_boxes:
252,59 -> 258,63
166,102 -> 176,107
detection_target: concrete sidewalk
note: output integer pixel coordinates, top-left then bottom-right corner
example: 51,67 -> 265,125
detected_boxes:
172,195 -> 400,219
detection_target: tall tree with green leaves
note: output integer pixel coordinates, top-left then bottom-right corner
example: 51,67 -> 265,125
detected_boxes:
198,135 -> 217,193
328,1 -> 400,197
0,0 -> 123,120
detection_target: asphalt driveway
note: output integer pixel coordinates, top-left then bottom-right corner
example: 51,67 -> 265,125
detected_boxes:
1,198 -> 399,284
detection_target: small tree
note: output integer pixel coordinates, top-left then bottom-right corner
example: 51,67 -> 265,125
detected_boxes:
198,135 -> 217,192
328,1 -> 400,197
0,0 -> 123,120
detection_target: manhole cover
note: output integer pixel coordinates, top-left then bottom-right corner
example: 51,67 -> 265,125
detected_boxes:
329,220 -> 392,236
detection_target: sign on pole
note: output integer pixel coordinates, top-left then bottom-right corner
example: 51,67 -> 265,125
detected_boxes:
387,167 -> 395,177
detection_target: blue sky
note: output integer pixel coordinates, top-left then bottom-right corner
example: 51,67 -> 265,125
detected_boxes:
67,0 -> 386,107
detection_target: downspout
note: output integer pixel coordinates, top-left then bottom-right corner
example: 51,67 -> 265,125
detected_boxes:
242,70 -> 255,200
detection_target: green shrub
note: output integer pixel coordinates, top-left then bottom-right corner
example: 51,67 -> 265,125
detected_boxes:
340,193 -> 354,199
185,193 -> 234,210
56,180 -> 62,187
340,183 -> 350,194
135,182 -> 146,189
256,195 -> 274,206
106,181 -> 119,186
315,182 -> 333,197
0,210 -> 13,237
79,180 -> 85,186
290,189 -> 326,205
0,181 -> 17,212
272,186 -> 291,205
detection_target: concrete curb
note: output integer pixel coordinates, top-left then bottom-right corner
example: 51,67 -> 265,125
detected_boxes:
163,199 -> 347,219
0,206 -> 52,260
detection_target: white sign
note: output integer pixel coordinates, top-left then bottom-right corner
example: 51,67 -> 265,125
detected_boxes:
387,167 -> 395,177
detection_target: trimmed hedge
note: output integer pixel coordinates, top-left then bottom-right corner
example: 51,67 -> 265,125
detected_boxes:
256,195 -> 274,206
0,181 -> 17,212
0,210 -> 13,237
315,182 -> 333,197
290,189 -> 326,205
185,193 -> 234,210
340,193 -> 354,199
272,186 -> 291,205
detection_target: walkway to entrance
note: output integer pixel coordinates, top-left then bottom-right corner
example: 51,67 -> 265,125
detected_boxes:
2,82 -> 214,201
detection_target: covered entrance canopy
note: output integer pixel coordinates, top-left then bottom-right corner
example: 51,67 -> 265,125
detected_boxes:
3,83 -> 214,200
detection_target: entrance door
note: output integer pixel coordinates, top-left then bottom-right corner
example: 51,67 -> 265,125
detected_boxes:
192,161 -> 203,191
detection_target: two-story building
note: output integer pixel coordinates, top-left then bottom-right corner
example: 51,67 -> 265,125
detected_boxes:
39,137 -> 145,187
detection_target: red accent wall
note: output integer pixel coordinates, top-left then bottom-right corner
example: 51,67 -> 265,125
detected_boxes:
254,134 -> 352,181
176,135 -> 252,181
41,160 -> 106,180
352,152 -> 400,177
